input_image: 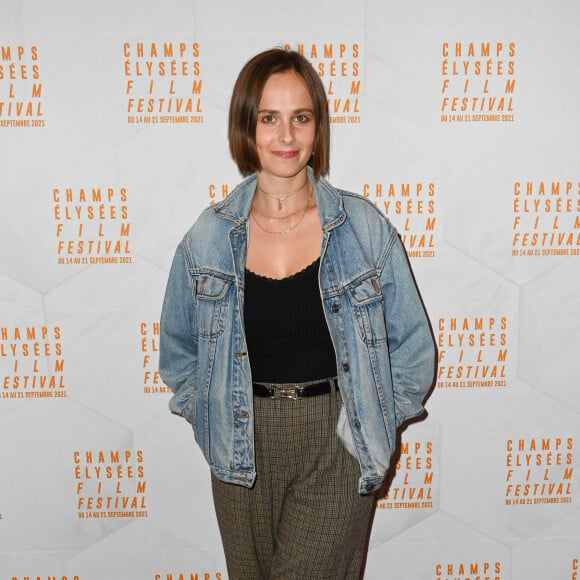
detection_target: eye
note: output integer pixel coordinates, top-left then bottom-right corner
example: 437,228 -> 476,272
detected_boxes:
295,113 -> 311,123
260,114 -> 277,124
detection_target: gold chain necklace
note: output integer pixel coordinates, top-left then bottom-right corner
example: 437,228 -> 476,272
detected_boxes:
251,188 -> 312,235
257,180 -> 309,211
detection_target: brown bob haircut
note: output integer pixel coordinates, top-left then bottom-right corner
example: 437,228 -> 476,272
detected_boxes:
228,48 -> 330,179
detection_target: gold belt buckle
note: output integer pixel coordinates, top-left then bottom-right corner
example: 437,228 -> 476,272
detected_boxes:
272,387 -> 300,400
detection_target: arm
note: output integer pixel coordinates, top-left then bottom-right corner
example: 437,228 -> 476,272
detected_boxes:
380,233 -> 436,426
159,242 -> 199,417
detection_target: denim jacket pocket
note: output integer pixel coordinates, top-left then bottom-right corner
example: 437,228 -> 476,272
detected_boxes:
346,275 -> 388,345
193,273 -> 232,339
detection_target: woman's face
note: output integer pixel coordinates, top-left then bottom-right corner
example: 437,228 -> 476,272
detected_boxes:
255,71 -> 316,185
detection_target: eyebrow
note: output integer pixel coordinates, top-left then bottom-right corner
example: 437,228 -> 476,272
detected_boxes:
257,108 -> 314,114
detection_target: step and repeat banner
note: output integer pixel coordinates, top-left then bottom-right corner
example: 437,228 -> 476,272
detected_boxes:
1,0 -> 579,579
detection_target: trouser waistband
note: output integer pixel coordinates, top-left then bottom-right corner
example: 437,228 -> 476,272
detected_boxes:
252,377 -> 338,400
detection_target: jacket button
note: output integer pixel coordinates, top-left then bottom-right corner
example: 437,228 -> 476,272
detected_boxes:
331,303 -> 340,313
342,363 -> 350,372
354,419 -> 361,430
365,483 -> 374,493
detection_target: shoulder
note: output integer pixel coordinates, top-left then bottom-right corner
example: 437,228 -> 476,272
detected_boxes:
180,205 -> 222,247
323,180 -> 397,236
320,180 -> 401,268
181,175 -> 255,246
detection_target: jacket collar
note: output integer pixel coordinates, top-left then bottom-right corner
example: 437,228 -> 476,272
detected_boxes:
212,166 -> 346,232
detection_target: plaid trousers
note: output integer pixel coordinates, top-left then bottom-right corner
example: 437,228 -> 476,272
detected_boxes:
211,385 -> 376,579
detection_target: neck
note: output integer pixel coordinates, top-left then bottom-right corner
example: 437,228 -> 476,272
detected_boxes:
255,168 -> 310,195
253,173 -> 311,215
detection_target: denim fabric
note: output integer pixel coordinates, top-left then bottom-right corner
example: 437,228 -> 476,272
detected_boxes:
159,168 -> 436,494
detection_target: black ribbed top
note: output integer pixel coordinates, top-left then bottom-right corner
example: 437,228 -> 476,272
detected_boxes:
244,258 -> 337,382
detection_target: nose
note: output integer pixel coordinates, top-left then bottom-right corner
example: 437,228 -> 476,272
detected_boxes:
278,119 -> 295,144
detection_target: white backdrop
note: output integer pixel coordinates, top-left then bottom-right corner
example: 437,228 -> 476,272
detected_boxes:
1,1 -> 579,579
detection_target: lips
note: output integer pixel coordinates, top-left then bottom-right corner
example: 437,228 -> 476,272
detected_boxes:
272,150 -> 299,159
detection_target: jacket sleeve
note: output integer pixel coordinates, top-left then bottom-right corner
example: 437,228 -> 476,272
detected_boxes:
380,233 -> 436,426
159,242 -> 198,418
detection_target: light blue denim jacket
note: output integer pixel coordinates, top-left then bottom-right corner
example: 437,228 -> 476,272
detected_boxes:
159,169 -> 436,494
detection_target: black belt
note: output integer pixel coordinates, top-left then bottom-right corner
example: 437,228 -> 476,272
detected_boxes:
252,377 -> 338,400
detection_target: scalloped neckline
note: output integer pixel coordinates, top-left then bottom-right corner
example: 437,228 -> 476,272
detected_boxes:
245,257 -> 320,282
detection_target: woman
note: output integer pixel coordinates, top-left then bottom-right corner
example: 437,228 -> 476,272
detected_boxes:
160,48 -> 436,579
